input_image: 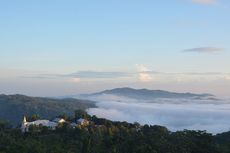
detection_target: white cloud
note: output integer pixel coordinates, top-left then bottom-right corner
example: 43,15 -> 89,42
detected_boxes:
136,64 -> 153,82
139,73 -> 153,82
88,97 -> 230,134
72,77 -> 81,83
225,75 -> 230,80
136,64 -> 151,72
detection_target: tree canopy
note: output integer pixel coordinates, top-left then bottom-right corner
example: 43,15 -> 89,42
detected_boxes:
0,111 -> 229,153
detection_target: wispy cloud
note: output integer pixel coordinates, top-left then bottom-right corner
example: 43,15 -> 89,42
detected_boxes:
183,47 -> 223,53
191,0 -> 218,5
19,68 -> 230,83
66,71 -> 131,79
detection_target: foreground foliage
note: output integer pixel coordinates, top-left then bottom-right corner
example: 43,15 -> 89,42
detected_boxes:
0,111 -> 229,153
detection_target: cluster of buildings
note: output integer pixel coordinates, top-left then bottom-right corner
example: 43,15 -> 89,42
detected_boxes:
21,116 -> 89,132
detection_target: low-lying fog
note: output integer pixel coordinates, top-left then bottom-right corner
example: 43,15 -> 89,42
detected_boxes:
86,94 -> 230,134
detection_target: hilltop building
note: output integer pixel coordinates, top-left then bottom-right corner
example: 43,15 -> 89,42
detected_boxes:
21,116 -> 59,132
52,118 -> 66,124
77,118 -> 89,126
21,116 -> 89,132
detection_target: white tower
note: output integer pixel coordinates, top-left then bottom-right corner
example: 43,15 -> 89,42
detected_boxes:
21,116 -> 27,132
23,116 -> 27,123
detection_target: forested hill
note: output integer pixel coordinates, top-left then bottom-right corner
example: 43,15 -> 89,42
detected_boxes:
89,87 -> 214,100
0,94 -> 96,126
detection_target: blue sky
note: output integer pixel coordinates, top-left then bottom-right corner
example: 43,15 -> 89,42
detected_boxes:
0,0 -> 230,96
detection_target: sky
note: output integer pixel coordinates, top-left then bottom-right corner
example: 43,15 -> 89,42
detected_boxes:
0,0 -> 230,97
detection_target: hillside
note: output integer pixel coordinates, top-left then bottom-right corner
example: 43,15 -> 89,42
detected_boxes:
0,112 -> 229,153
0,94 -> 96,126
89,87 -> 214,100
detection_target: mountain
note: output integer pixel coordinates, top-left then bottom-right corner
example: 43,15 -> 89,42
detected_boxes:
88,87 -> 214,100
0,94 -> 96,126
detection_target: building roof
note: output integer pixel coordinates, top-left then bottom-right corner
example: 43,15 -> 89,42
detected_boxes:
52,118 -> 65,123
70,123 -> 77,126
26,120 -> 57,127
77,118 -> 87,122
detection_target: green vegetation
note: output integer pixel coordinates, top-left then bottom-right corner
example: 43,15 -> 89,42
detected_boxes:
0,110 -> 229,153
0,94 -> 96,126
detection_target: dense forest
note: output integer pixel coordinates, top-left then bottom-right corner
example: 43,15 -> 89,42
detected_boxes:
0,110 -> 230,153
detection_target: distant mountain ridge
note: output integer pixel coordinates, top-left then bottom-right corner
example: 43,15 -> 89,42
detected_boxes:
0,94 -> 96,126
90,87 -> 214,100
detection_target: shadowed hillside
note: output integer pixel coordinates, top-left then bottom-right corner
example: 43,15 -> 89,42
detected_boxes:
0,94 -> 96,126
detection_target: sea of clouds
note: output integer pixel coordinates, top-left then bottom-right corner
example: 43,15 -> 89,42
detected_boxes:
86,94 -> 230,134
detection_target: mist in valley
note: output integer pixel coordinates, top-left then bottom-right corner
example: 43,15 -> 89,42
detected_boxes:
86,94 -> 230,134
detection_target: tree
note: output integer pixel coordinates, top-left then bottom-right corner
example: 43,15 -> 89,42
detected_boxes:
74,110 -> 90,120
0,120 -> 11,130
27,114 -> 40,122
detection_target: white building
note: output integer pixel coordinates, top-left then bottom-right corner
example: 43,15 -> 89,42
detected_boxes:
21,116 -> 58,132
52,118 -> 66,124
70,122 -> 78,128
21,117 -> 89,132
77,118 -> 89,126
